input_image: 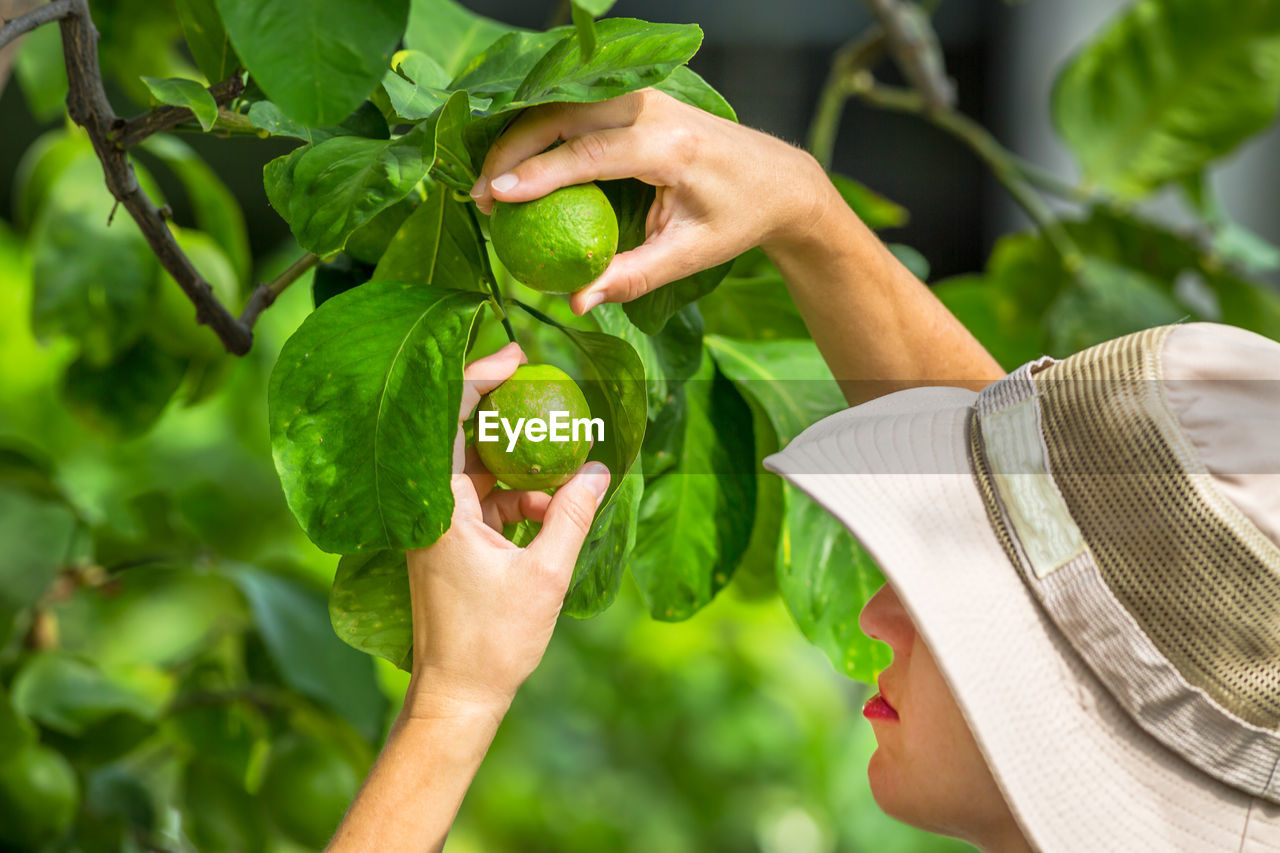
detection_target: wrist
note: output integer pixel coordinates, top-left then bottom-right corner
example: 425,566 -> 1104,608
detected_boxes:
759,149 -> 856,260
400,672 -> 514,728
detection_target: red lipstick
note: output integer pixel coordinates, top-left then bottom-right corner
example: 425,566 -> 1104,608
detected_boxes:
862,692 -> 899,722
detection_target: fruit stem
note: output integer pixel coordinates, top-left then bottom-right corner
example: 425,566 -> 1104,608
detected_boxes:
467,203 -> 518,345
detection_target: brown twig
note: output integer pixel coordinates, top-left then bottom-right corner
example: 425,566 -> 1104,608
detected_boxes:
851,76 -> 1081,267
860,0 -> 954,111
110,74 -> 244,149
807,27 -> 887,168
53,0 -> 256,353
0,0 -> 73,49
239,252 -> 320,327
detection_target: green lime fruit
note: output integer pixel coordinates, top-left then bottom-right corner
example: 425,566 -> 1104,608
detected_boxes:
476,364 -> 594,491
489,183 -> 619,293
345,197 -> 416,264
259,733 -> 361,849
0,744 -> 79,849
149,228 -> 240,362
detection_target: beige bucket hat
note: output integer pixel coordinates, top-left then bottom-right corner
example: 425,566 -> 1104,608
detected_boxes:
763,323 -> 1280,851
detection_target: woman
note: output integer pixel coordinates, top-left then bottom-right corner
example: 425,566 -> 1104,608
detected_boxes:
328,90 -> 1280,851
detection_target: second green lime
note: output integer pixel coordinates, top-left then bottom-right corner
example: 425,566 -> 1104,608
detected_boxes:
476,364 -> 594,491
490,183 -> 619,293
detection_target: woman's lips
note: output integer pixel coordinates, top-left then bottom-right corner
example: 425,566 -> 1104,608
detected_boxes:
862,692 -> 900,722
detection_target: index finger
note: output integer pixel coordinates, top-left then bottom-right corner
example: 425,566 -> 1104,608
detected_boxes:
470,93 -> 647,212
460,342 -> 527,423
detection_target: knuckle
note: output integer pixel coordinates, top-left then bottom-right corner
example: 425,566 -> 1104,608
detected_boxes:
567,132 -> 609,168
616,266 -> 651,301
558,492 -> 596,534
664,123 -> 699,168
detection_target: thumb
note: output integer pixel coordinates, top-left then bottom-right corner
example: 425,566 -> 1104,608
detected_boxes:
569,225 -> 713,315
526,462 -> 611,571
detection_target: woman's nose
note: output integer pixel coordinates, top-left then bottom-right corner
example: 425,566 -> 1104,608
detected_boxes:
859,583 -> 916,652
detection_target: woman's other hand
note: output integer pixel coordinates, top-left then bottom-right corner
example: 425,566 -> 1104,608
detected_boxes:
403,342 -> 610,721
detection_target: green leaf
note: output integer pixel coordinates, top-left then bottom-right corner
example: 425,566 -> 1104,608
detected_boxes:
1052,0 -> 1280,196
404,0 -> 514,79
264,91 -> 468,257
269,282 -> 487,554
571,3 -> 599,62
565,467 -> 642,617
1045,256 -> 1187,356
780,486 -> 890,682
933,275 -> 1044,372
934,232 -> 1067,370
592,301 -> 703,423
249,102 -> 330,143
733,398 -> 782,598
372,184 -> 485,289
30,156 -> 159,366
13,25 -> 68,123
0,687 -> 37,758
699,251 -> 809,342
706,335 -> 890,680
383,51 -> 457,120
573,0 -> 616,15
0,487 -> 77,647
174,0 -> 240,83
182,760 -> 267,853
887,243 -> 930,281
10,652 -> 161,736
215,0 -> 410,126
705,336 -> 846,444
330,550 -> 413,670
427,90 -> 480,192
141,134 -> 252,282
830,173 -> 909,230
61,338 -> 189,438
652,65 -> 736,121
624,263 -> 732,336
510,19 -> 703,109
227,565 -> 388,742
631,356 -> 756,621
140,76 -> 218,131
1210,276 -> 1280,341
450,29 -> 569,114
52,567 -> 248,670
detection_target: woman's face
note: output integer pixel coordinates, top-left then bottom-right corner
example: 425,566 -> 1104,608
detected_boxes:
858,583 -> 1029,851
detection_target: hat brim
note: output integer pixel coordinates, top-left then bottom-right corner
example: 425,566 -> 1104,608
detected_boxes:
763,387 -> 1277,852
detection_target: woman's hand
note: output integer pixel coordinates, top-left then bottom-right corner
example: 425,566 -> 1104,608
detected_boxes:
402,342 -> 610,721
470,88 -> 838,315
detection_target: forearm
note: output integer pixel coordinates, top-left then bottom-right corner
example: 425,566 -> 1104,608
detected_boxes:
328,696 -> 507,853
763,169 -> 1005,404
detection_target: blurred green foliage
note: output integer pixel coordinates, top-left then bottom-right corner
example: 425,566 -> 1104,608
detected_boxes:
4,0 -> 1280,850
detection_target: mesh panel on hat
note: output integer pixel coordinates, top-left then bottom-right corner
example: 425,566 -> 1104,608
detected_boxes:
1029,326 -> 1280,730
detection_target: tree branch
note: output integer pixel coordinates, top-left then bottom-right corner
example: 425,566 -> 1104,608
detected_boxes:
0,0 -> 73,50
807,27 -> 886,169
110,74 -> 244,149
860,0 -> 954,111
56,0 -> 255,353
239,252 -> 319,328
850,76 -> 1082,266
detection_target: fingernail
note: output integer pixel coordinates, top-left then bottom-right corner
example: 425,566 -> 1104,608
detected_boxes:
469,175 -> 487,198
490,173 -> 518,193
578,291 -> 605,314
582,462 -> 610,505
